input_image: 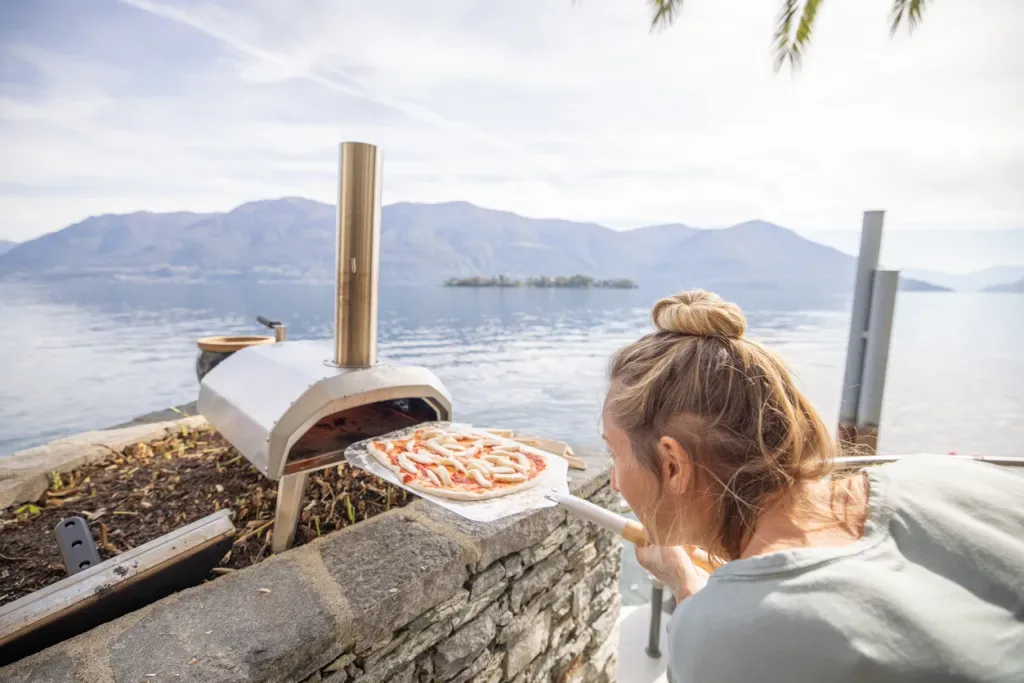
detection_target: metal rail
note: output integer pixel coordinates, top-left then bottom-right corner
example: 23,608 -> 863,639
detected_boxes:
835,454 -> 1024,468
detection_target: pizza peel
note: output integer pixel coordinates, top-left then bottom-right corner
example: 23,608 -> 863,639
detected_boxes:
343,421 -> 717,573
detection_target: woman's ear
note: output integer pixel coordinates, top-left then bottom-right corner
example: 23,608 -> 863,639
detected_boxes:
658,436 -> 692,494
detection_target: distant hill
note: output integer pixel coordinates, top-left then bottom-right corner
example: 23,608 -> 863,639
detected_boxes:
0,199 -> 952,293
903,266 -> 1024,292
803,228 -> 1024,275
984,277 -> 1024,293
899,278 -> 953,292
0,240 -> 16,256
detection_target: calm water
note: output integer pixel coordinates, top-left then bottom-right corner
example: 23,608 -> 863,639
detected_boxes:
2,281 -> 1022,604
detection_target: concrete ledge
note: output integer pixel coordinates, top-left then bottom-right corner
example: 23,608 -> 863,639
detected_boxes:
0,415 -> 208,508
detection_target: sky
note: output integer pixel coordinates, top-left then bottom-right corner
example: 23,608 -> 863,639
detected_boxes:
0,0 -> 1022,249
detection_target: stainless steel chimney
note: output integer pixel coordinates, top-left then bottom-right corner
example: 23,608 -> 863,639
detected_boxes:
334,142 -> 382,368
198,141 -> 452,552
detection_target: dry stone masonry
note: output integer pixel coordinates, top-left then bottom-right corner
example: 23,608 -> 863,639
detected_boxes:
3,447 -> 621,683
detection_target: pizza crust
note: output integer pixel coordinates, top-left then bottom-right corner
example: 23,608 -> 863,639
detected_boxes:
366,439 -> 545,501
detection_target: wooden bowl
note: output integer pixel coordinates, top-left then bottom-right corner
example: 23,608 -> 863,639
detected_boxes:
195,336 -> 275,382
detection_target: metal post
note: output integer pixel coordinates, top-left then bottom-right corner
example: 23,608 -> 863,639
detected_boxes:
334,141 -> 382,368
271,472 -> 308,554
838,210 -> 885,444
854,270 -> 899,453
646,579 -> 664,658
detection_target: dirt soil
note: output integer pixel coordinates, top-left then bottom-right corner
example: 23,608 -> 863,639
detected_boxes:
0,424 -> 410,606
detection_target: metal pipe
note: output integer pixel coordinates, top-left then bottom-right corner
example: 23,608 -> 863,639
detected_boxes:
646,579 -> 664,658
854,269 -> 899,452
836,454 -> 1024,468
839,211 -> 885,435
334,141 -> 383,368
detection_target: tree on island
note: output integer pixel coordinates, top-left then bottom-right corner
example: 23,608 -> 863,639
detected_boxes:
444,275 -> 638,289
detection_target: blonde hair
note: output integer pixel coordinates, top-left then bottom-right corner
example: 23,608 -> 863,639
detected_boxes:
606,290 -> 836,561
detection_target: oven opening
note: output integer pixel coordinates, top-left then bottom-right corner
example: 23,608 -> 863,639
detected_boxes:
283,398 -> 442,475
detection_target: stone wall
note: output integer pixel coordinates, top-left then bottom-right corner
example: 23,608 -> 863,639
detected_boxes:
3,447 -> 620,683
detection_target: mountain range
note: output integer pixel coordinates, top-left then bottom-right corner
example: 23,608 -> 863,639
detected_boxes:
984,277 -> 1024,293
903,266 -> 1024,292
0,198 -> 972,293
0,240 -> 16,257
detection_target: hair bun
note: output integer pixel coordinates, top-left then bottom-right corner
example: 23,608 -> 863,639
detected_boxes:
651,290 -> 747,339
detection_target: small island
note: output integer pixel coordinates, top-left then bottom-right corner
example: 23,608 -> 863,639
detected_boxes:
444,274 -> 638,289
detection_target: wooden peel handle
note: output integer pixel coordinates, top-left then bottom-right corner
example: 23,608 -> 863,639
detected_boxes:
622,519 -> 718,574
554,494 -> 719,574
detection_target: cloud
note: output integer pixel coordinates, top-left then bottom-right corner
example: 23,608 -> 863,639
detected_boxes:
0,0 -> 1021,242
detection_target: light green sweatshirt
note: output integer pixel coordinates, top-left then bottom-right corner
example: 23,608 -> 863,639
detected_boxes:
667,455 -> 1024,682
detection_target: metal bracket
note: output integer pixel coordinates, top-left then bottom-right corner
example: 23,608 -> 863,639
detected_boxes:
54,517 -> 101,575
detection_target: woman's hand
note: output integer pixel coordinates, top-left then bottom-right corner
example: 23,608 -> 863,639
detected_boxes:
634,544 -> 710,603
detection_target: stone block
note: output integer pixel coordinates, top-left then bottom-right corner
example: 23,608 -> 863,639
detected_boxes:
572,555 -> 618,620
496,595 -> 544,645
470,560 -> 506,598
509,553 -> 568,612
549,615 -> 576,649
448,649 -> 503,683
593,528 -> 619,554
587,584 -> 619,628
384,662 -> 416,683
568,542 -> 598,568
1,650 -> 80,683
319,514 -> 467,646
588,596 -> 618,646
360,632 -> 409,669
413,652 -> 433,683
589,618 -> 619,675
322,670 -> 349,683
566,450 -> 612,501
504,610 -> 551,680
551,591 -> 573,619
453,579 -> 506,629
551,630 -> 593,682
323,653 -> 356,673
521,523 -> 568,568
355,618 -> 452,683
538,563 -> 583,611
588,485 -> 618,510
501,552 -> 524,580
405,590 -> 469,634
108,551 -> 342,683
433,604 -> 497,680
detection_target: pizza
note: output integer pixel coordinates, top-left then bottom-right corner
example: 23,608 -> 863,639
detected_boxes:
367,428 -> 549,501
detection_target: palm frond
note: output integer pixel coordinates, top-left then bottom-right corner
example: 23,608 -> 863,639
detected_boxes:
772,0 -> 802,71
648,0 -> 683,31
774,0 -> 825,71
889,0 -> 929,36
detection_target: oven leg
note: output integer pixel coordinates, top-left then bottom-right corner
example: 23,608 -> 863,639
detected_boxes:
271,472 -> 308,554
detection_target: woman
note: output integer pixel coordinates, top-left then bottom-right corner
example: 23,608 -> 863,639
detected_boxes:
605,290 -> 1023,683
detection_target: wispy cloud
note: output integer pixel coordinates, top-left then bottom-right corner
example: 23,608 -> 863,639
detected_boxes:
0,0 -> 1021,242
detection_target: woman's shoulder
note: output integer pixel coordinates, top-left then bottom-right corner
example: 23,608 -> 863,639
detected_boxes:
877,454 -> 1024,536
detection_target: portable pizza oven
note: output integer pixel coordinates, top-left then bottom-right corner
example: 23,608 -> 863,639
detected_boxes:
198,142 -> 453,551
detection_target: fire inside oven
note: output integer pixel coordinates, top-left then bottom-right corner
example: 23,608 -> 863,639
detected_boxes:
284,399 -> 442,476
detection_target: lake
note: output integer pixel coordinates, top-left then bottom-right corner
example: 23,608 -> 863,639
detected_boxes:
2,280 -> 1022,604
